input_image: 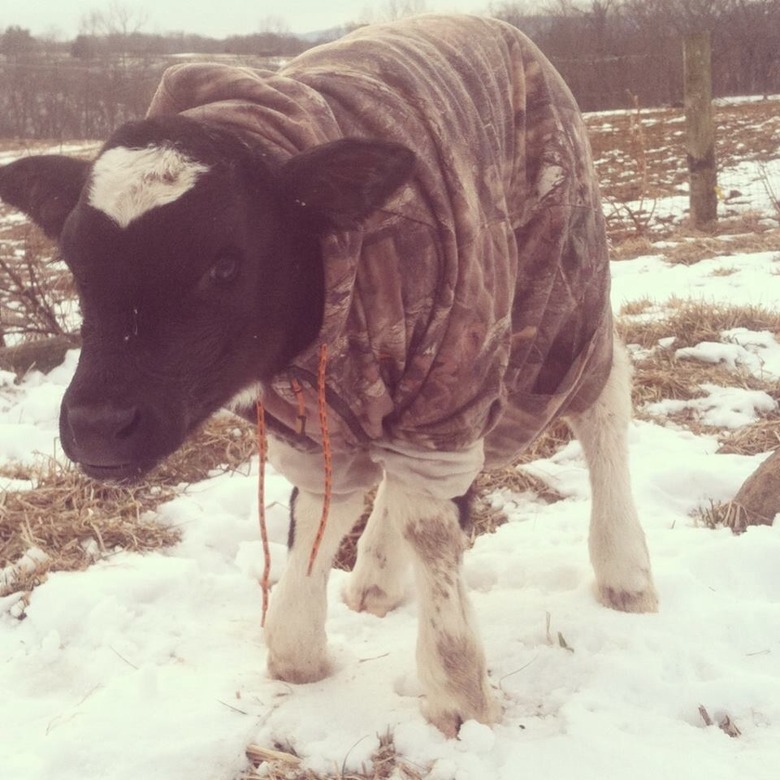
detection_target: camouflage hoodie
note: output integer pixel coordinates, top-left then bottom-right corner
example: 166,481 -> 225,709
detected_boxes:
146,15 -> 613,498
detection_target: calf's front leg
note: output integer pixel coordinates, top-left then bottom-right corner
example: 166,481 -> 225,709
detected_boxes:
384,478 -> 500,737
264,488 -> 363,682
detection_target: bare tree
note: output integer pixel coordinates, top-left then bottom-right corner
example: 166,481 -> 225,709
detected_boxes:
258,16 -> 291,36
722,0 -> 780,96
79,1 -> 149,39
360,0 -> 429,25
490,0 -> 780,108
0,26 -> 38,58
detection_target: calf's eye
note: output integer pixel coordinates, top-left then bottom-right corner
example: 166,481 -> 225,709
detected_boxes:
209,254 -> 240,284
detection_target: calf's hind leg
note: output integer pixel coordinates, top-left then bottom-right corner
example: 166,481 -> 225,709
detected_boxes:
565,337 -> 658,613
343,479 -> 411,616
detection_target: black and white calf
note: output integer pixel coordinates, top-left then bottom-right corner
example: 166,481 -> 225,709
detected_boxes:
0,18 -> 657,737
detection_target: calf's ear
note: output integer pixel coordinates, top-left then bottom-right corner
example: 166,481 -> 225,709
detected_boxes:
0,155 -> 91,239
279,139 -> 415,230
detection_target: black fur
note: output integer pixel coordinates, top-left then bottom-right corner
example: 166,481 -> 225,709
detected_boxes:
453,489 -> 475,534
288,487 -> 299,550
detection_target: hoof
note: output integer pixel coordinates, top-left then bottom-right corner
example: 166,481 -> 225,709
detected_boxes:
267,653 -> 331,684
422,693 -> 502,738
598,583 -> 659,613
343,582 -> 403,618
425,707 -> 462,739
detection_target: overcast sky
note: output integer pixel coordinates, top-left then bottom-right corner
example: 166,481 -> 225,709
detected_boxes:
2,1 -> 500,40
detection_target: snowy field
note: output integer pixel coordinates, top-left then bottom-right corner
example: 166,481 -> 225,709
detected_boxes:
1,110 -> 780,778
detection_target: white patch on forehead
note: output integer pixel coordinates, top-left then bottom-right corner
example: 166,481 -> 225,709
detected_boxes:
88,145 -> 210,228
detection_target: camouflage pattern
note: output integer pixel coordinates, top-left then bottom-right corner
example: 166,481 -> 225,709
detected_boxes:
147,15 -> 613,490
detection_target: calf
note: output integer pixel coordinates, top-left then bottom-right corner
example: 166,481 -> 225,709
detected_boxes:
0,15 -> 657,735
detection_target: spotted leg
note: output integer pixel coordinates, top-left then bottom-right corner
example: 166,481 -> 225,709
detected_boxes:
383,477 -> 500,736
343,480 -> 411,616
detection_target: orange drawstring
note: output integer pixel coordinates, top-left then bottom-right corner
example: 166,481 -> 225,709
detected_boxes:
307,343 -> 333,576
256,343 -> 333,625
256,400 -> 271,627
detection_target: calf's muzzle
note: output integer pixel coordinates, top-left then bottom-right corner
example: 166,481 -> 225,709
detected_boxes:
60,395 -> 166,481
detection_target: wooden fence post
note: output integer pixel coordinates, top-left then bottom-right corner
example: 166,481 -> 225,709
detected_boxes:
684,32 -> 717,229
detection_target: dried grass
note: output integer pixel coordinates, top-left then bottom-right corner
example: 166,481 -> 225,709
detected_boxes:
617,293 -> 780,486
629,348 -> 775,409
621,309 -> 780,449
152,413 -> 257,484
664,227 -> 780,266
1,413 -> 256,596
693,500 -> 750,532
609,235 -> 657,261
717,418 -> 780,456
618,298 -> 780,350
609,224 -> 780,264
241,732 -> 425,780
1,463 -> 180,595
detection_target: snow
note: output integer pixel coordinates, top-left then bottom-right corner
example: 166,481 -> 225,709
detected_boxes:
645,385 -> 777,428
611,251 -> 780,310
2,135 -> 780,779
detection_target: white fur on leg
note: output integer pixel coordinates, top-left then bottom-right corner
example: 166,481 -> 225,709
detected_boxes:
566,336 -> 658,613
343,479 -> 410,616
384,479 -> 500,736
264,489 -> 363,683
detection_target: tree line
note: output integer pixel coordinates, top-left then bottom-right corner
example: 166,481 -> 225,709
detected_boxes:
0,21 -> 312,139
0,0 -> 778,139
491,0 -> 780,110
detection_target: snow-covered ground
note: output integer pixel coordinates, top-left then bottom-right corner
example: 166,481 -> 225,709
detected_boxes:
1,153 -> 780,779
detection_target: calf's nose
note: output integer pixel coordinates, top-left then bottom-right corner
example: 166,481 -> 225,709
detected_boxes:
63,401 -> 142,466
